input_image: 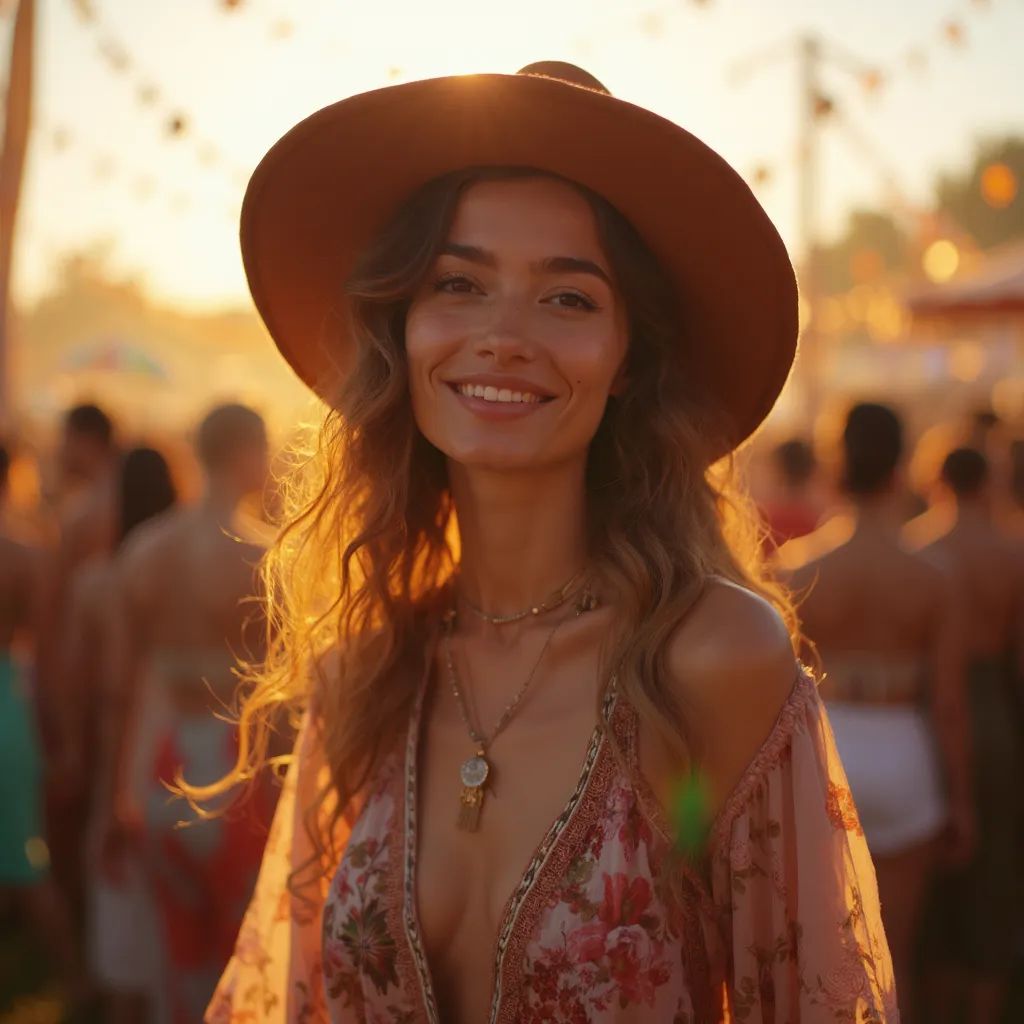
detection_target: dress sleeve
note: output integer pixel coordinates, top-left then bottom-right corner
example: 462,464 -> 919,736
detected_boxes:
707,670 -> 900,1022
205,710 -> 347,1023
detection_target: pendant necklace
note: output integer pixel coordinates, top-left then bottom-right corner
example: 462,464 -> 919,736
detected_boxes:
442,575 -> 596,832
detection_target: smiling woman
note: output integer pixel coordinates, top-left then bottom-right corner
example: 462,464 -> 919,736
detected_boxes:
191,62 -> 898,1024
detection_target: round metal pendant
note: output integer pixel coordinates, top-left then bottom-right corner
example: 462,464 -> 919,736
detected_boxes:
460,755 -> 490,789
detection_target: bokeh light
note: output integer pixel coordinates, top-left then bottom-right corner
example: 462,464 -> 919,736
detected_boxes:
980,161 -> 1018,208
922,239 -> 960,283
948,341 -> 985,382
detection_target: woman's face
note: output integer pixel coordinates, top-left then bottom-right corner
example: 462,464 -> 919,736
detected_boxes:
405,177 -> 629,471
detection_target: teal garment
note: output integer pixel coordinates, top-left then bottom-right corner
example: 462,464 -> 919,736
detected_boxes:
0,652 -> 48,885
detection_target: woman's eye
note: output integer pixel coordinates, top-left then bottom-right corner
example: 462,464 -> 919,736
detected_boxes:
549,291 -> 598,312
434,274 -> 477,294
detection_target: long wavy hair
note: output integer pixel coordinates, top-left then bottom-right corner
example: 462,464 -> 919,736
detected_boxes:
182,166 -> 798,889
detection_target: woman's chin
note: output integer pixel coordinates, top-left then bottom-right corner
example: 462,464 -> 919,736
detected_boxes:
441,443 -> 562,475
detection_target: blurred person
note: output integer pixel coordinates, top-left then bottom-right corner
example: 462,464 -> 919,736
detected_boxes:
36,403 -> 120,923
759,436 -> 824,551
202,63 -> 896,1024
914,447 -> 1024,1024
102,404 -> 274,1024
64,447 -> 178,1024
0,442 -> 94,1016
783,402 -> 973,1024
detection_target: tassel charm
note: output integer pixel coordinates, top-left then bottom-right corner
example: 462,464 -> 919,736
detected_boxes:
457,749 -> 490,832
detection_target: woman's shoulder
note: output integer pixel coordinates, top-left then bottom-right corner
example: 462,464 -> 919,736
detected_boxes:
662,578 -> 800,804
666,577 -> 796,702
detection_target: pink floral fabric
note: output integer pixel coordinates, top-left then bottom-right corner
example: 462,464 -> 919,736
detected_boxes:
207,669 -> 899,1023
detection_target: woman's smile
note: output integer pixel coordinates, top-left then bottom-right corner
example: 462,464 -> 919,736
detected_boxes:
444,374 -> 557,421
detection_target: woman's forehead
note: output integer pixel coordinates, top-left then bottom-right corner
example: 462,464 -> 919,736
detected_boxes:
445,176 -> 606,259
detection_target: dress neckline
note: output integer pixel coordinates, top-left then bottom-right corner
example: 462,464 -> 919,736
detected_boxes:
399,662 -> 619,1024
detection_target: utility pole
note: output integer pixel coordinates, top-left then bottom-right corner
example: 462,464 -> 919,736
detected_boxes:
796,34 -> 823,430
0,0 -> 35,428
731,32 -> 828,431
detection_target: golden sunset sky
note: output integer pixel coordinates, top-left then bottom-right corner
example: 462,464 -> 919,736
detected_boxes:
8,0 -> 1024,312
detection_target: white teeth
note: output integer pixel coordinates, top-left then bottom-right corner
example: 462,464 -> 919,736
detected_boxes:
456,383 -> 543,404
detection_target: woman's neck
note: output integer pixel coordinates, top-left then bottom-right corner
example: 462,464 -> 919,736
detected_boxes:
449,459 -> 589,618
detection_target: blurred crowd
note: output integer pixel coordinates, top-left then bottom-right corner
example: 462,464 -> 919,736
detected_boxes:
1,402 -> 281,1024
763,403 -> 1024,1024
0,395 -> 1022,1024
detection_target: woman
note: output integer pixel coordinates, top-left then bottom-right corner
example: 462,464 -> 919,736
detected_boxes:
783,404 -> 973,1023
67,446 -> 178,1024
197,63 -> 897,1022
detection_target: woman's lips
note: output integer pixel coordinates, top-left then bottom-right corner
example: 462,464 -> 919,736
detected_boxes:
446,381 -> 554,419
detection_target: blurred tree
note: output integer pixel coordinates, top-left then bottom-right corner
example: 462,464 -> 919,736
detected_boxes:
815,134 -> 1024,296
936,136 -> 1024,250
816,208 -> 909,294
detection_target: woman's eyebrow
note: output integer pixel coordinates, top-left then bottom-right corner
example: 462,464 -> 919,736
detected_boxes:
538,256 -> 612,288
439,244 -> 612,287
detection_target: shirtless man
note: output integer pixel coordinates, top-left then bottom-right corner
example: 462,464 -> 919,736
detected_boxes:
0,443 -> 92,1013
778,403 -> 973,1023
104,404 -> 275,1024
914,447 -> 1024,1024
36,405 -> 120,920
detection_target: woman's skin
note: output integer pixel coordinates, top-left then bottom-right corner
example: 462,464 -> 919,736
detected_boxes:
402,176 -> 796,1022
781,482 -> 973,1024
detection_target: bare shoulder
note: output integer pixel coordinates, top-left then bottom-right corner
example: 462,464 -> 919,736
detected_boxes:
663,578 -> 799,804
668,578 -> 796,710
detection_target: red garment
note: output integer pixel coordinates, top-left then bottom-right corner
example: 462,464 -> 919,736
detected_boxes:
146,719 -> 274,1024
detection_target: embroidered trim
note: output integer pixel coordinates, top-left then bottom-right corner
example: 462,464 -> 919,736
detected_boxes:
382,749 -> 425,1022
401,669 -> 440,1024
708,668 -> 818,856
490,687 -> 618,1024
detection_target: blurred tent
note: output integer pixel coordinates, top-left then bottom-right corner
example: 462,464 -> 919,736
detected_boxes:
907,240 -> 1024,322
59,336 -> 170,380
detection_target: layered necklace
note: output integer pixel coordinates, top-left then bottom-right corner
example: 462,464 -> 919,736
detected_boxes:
443,570 -> 597,832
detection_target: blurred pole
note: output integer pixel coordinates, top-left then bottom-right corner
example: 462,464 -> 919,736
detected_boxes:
796,34 -> 822,431
730,33 -> 825,432
0,0 -> 35,429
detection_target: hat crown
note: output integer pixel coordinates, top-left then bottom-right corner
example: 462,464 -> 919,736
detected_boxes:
515,61 -> 610,95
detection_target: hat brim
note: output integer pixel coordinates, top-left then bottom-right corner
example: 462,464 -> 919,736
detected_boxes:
241,72 -> 798,454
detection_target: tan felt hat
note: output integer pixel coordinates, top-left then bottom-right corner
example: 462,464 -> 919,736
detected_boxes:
240,62 -> 799,453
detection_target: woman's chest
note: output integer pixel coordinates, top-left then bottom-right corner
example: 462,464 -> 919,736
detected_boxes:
320,691 -> 697,1023
415,705 -> 602,1020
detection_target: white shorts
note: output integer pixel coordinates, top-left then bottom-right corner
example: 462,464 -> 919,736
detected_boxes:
826,701 -> 947,856
88,857 -> 165,1003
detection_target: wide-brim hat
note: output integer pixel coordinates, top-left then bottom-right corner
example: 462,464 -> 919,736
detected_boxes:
241,62 -> 799,454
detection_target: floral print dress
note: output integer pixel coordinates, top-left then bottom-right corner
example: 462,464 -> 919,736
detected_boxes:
206,665 -> 898,1023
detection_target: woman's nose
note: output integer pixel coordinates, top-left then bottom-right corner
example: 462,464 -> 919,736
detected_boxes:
472,300 -> 536,365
